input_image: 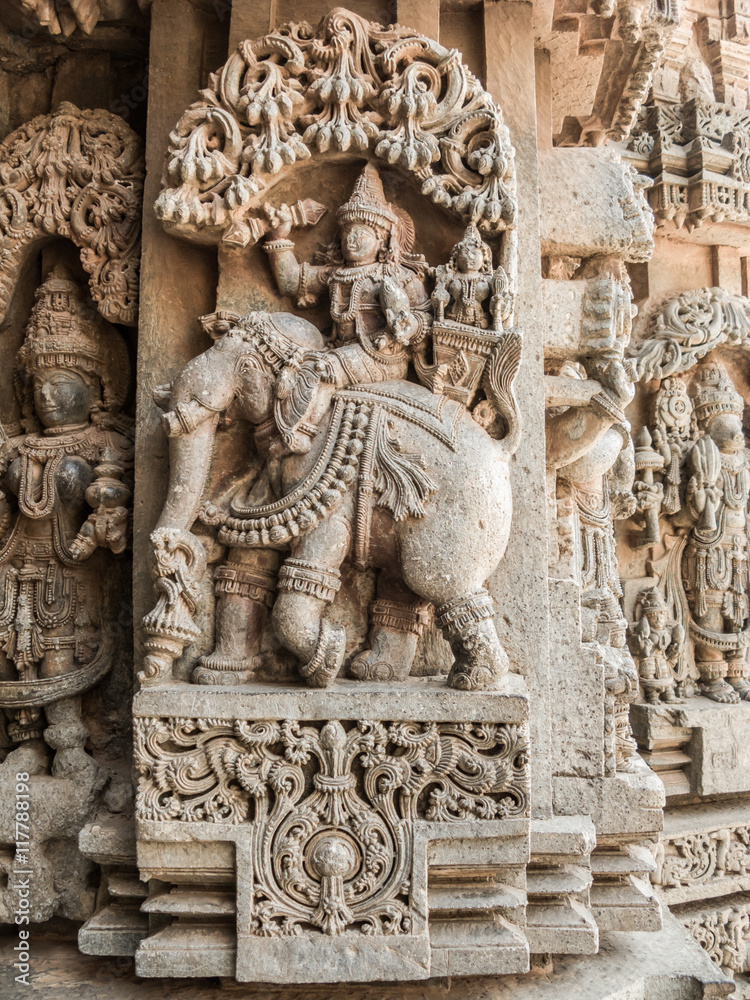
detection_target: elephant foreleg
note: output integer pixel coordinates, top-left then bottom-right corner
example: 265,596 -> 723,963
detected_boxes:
194,548 -> 280,685
272,513 -> 350,688
349,572 -> 430,682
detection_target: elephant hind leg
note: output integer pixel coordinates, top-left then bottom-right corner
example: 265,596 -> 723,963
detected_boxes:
350,572 -> 431,682
437,591 -> 509,691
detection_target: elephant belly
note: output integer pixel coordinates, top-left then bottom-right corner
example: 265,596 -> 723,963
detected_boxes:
393,415 -> 512,606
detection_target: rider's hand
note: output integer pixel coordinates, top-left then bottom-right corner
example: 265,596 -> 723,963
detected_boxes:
264,202 -> 293,240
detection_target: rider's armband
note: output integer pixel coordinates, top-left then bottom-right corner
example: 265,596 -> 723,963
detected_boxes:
263,239 -> 295,253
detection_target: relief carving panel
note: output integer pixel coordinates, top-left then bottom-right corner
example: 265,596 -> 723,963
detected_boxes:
135,716 -> 529,938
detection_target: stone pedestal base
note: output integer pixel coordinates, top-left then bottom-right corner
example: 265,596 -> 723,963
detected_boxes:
1,912 -> 734,999
131,677 -> 534,983
631,699 -> 750,799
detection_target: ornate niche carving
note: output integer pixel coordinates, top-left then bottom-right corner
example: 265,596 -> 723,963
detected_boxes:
0,102 -> 144,326
627,291 -> 750,705
133,10 -> 531,983
155,7 -> 516,255
143,8 -> 521,696
0,267 -> 134,921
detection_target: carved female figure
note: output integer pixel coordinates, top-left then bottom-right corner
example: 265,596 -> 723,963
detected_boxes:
680,366 -> 750,703
0,267 -> 132,775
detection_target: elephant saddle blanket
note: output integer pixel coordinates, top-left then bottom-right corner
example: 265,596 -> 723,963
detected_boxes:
205,381 -> 462,558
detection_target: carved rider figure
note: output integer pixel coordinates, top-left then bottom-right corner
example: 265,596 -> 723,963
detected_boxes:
680,365 -> 750,703
262,163 -> 432,453
0,266 -> 133,775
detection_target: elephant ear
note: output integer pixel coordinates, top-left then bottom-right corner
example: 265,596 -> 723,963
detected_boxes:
482,329 -> 523,459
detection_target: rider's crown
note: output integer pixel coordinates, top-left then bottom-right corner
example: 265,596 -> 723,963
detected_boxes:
336,163 -> 399,235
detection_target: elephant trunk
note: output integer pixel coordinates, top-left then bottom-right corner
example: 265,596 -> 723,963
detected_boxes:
155,337 -> 245,531
156,418 -> 220,531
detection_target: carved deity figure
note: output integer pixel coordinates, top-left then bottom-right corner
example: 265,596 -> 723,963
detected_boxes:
632,378 -> 693,548
431,222 -> 510,331
582,590 -> 639,773
145,165 -> 523,692
629,587 -> 684,703
426,223 -> 512,406
262,163 -> 432,454
680,366 -> 750,703
0,267 -> 133,776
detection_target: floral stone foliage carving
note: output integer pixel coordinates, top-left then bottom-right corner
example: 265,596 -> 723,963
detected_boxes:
0,102 -> 144,326
155,7 -> 517,251
632,287 -> 750,382
654,824 -> 750,890
135,716 -> 530,936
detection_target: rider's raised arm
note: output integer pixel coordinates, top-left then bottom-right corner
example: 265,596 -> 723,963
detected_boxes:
263,239 -> 329,308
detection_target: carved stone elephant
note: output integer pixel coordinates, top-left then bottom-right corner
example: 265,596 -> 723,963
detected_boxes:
150,311 -> 521,690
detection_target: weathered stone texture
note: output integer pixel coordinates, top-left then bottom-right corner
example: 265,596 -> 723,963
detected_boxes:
0,0 -> 749,996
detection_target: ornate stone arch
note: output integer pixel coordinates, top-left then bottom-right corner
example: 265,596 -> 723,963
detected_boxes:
155,7 -> 517,282
0,102 -> 144,327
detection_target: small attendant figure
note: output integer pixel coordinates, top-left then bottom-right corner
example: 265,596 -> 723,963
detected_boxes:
629,588 -> 684,703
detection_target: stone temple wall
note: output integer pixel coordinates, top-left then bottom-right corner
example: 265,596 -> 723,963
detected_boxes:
0,1 -> 747,998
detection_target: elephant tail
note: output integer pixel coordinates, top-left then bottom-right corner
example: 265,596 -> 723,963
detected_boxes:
483,329 -> 522,460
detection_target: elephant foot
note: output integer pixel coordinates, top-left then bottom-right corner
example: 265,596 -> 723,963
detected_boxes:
446,619 -> 510,692
193,652 -> 259,685
300,619 -> 345,688
349,625 -> 417,682
701,678 -> 741,704
728,677 -> 750,701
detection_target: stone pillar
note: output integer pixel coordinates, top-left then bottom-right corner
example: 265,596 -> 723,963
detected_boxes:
484,0 -> 553,820
133,0 -> 224,661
